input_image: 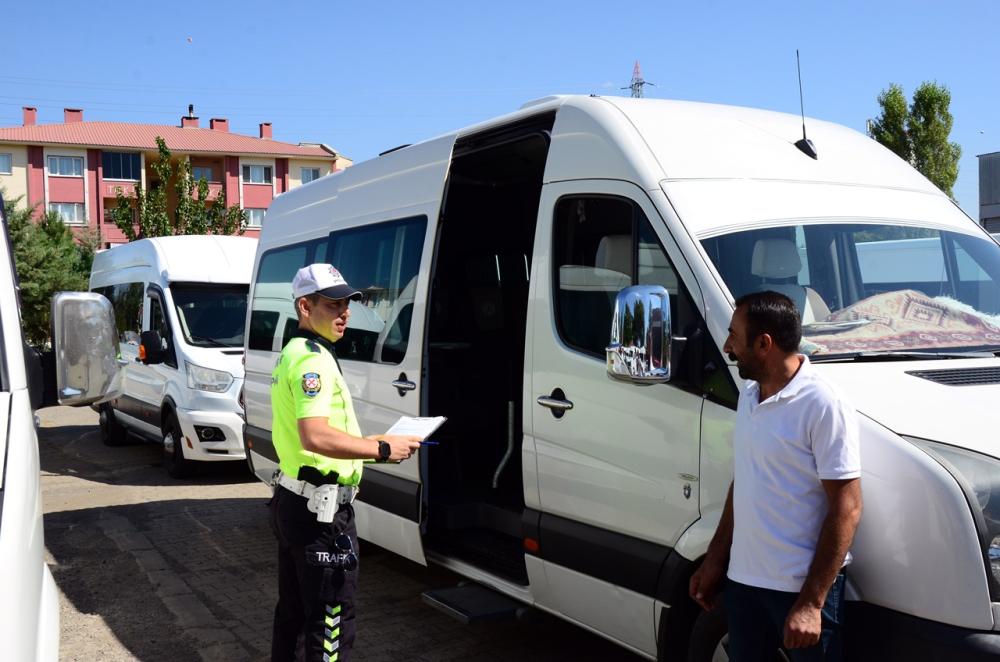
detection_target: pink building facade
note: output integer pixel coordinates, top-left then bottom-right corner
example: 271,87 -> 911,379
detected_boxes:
0,107 -> 351,245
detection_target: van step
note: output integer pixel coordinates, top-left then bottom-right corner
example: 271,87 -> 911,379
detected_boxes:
421,584 -> 526,624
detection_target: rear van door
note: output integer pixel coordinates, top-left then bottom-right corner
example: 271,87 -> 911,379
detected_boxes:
245,135 -> 454,565
327,214 -> 432,564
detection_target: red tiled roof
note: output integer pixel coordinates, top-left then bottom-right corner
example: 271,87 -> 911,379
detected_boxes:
0,121 -> 336,159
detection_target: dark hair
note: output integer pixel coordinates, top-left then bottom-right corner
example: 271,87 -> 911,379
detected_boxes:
734,290 -> 801,352
294,293 -> 323,320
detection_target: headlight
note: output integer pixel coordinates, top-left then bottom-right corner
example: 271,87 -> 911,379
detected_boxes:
185,362 -> 234,393
907,437 -> 1000,596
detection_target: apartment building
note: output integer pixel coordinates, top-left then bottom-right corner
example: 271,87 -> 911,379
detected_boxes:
0,106 -> 351,244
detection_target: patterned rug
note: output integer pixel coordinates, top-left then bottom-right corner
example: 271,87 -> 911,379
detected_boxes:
802,289 -> 1000,354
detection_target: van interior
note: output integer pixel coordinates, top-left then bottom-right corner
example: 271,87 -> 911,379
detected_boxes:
424,113 -> 555,583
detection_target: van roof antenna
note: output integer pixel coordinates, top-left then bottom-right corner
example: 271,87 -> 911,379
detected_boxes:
794,50 -> 818,160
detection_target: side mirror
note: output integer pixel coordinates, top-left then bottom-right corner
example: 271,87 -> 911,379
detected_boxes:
51,292 -> 123,406
139,330 -> 164,365
606,285 -> 672,384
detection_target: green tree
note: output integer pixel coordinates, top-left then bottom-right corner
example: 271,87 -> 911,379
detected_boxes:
870,84 -> 910,162
111,136 -> 246,239
5,196 -> 92,346
871,81 -> 962,198
174,158 -> 246,236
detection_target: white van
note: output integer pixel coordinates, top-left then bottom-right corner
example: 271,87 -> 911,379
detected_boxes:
90,236 -> 257,477
253,96 -> 999,659
0,195 -> 59,660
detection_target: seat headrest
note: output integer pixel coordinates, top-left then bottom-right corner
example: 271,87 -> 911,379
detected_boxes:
596,235 -> 631,276
751,238 -> 802,279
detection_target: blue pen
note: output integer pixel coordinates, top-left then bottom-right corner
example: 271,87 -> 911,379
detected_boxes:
420,440 -> 439,446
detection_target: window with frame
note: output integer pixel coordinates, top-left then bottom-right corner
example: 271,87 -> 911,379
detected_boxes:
245,208 -> 266,227
92,282 -> 144,347
0,153 -> 11,174
48,202 -> 85,224
47,155 -> 83,177
301,167 -> 321,184
192,166 -> 215,182
242,164 -> 272,184
552,195 -> 734,400
248,237 -> 328,351
102,152 -> 141,180
148,293 -> 177,368
328,216 -> 427,364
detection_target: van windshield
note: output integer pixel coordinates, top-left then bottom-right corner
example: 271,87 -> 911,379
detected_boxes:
700,222 -> 1000,357
170,283 -> 249,348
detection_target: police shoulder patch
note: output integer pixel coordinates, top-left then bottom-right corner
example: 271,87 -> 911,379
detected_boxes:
301,372 -> 322,397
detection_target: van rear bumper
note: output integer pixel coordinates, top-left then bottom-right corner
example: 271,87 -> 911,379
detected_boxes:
175,408 -> 246,462
846,601 -> 1000,661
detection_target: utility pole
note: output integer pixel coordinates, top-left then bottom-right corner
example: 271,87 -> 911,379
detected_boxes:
622,61 -> 654,98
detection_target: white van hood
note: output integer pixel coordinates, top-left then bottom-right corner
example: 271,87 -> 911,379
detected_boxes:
812,359 -> 1000,460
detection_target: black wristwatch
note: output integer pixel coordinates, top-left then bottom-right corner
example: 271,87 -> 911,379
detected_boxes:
377,439 -> 391,463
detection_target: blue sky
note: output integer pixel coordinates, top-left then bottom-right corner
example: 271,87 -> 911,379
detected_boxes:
2,1 -> 995,214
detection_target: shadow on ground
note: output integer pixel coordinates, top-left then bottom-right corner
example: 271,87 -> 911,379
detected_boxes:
39,416 -> 256,488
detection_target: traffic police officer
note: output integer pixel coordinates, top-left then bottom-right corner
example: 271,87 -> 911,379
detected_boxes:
270,263 -> 422,662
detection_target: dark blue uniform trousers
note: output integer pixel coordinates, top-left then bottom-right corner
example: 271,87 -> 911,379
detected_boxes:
270,486 -> 358,661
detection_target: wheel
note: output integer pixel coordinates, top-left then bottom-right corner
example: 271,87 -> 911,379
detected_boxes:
99,404 -> 129,446
687,603 -> 789,662
162,412 -> 196,479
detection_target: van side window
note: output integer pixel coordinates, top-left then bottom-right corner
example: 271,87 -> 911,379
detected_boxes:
248,238 -> 327,352
327,216 -> 426,364
552,195 -> 733,397
93,282 -> 144,348
148,294 -> 177,368
553,196 -> 633,357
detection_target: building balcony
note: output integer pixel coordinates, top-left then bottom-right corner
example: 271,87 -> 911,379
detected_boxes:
103,180 -> 137,198
191,181 -> 223,200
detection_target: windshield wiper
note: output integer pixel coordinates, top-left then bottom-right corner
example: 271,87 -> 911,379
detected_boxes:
189,334 -> 230,348
811,350 -> 994,363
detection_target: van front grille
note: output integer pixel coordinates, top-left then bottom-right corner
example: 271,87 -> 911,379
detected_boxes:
906,367 -> 1000,386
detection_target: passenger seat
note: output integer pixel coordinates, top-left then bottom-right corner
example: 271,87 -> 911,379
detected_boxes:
750,238 -> 830,323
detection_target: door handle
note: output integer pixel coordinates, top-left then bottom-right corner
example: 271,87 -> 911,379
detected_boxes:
537,388 -> 573,418
392,372 -> 416,396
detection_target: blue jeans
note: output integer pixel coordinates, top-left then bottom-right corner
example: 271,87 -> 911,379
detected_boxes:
724,574 -> 845,662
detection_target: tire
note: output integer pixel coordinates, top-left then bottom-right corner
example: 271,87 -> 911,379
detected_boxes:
163,412 -> 196,479
99,404 -> 129,446
687,603 -> 789,662
687,604 -> 730,662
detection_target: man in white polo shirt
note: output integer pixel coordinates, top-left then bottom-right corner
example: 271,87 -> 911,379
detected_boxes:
689,290 -> 862,661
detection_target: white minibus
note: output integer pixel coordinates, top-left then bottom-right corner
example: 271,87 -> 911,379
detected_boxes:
90,236 -> 256,477
241,96 -> 1000,660
0,194 -> 58,660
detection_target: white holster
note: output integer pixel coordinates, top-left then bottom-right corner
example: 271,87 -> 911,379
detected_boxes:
277,472 -> 359,523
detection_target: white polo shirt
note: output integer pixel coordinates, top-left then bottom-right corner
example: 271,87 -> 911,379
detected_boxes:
728,355 -> 861,593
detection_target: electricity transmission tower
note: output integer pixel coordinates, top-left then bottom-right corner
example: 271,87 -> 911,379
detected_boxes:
622,61 -> 654,98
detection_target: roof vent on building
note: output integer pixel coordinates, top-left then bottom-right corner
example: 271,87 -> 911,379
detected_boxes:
22,106 -> 37,126
64,108 -> 83,123
210,118 -> 229,132
259,122 -> 272,140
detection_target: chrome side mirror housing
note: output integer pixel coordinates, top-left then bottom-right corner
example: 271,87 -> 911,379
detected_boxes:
51,292 -> 123,406
606,285 -> 672,384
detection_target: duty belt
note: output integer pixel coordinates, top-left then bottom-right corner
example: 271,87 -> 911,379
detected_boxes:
277,472 -> 359,523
